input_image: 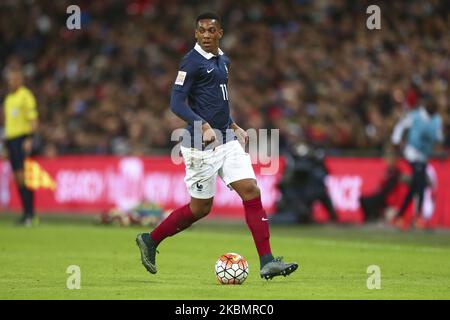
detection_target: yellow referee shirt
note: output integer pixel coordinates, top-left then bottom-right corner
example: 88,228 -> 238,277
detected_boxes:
3,86 -> 38,139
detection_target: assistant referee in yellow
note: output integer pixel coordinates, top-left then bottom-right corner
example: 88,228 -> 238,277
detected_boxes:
2,66 -> 39,226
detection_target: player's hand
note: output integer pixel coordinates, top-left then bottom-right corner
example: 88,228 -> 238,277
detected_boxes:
202,123 -> 217,146
23,136 -> 33,156
233,126 -> 248,146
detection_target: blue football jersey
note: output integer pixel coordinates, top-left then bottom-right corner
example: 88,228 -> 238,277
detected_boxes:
392,106 -> 444,161
407,108 -> 443,158
171,43 -> 235,148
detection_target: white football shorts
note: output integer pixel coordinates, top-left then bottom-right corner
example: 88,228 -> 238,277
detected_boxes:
180,140 -> 256,199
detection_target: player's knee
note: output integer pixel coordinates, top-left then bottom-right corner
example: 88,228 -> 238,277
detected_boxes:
194,205 -> 212,218
242,183 -> 261,201
191,201 -> 213,218
251,185 -> 261,199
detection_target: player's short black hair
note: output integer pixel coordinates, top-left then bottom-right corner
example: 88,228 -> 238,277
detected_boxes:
196,12 -> 221,27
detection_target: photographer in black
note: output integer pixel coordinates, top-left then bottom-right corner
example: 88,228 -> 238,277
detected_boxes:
272,143 -> 338,224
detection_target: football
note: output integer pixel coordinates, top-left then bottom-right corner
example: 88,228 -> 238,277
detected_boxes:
214,253 -> 249,284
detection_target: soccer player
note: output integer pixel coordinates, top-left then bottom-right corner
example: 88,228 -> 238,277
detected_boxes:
1,66 -> 39,226
136,13 -> 298,280
391,95 -> 444,229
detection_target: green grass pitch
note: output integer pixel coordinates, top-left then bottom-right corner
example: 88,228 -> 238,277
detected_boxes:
1,214 -> 450,299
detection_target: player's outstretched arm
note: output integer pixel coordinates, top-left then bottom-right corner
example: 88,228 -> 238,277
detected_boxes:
391,115 -> 411,146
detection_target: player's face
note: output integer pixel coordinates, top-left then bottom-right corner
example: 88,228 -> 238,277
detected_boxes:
195,19 -> 223,54
6,71 -> 23,91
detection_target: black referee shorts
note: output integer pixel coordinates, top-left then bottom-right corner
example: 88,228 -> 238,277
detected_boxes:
5,135 -> 28,171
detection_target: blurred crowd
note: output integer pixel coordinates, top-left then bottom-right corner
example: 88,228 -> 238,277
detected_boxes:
0,0 -> 448,156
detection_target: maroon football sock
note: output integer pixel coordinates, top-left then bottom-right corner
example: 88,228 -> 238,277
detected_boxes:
150,204 -> 199,246
243,196 -> 272,257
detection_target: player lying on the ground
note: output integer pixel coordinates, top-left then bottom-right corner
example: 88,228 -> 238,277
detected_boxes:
136,13 -> 298,280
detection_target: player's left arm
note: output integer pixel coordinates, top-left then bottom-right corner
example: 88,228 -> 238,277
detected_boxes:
0,102 -> 4,140
0,102 -> 3,128
435,115 -> 444,144
23,90 -> 39,155
25,90 -> 38,132
433,115 -> 446,159
230,121 -> 248,146
0,102 -> 5,159
391,112 -> 412,156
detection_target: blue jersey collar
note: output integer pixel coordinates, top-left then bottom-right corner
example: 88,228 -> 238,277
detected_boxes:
194,43 -> 224,59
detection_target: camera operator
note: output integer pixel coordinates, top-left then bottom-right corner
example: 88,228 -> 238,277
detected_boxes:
273,143 -> 337,224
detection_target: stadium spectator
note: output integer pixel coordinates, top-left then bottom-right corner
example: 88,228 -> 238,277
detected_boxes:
0,0 -> 448,157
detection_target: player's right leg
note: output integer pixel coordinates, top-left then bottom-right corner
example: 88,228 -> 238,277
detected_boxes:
394,162 -> 423,230
229,178 -> 299,280
136,145 -> 219,274
413,163 -> 428,229
220,141 -> 298,280
136,197 -> 213,274
13,170 -> 32,226
6,136 -> 35,226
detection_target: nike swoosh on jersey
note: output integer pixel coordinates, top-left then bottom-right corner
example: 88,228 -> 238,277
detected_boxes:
207,68 -> 214,73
